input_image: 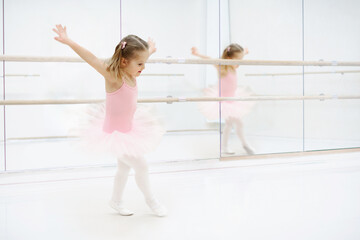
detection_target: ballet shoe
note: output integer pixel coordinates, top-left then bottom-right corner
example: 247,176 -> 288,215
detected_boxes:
146,198 -> 167,217
243,145 -> 255,155
221,147 -> 235,155
109,200 -> 134,216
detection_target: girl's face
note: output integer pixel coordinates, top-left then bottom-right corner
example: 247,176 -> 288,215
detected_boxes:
122,50 -> 149,78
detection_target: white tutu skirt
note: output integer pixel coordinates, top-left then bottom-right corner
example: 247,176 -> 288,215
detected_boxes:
197,85 -> 256,120
76,103 -> 165,158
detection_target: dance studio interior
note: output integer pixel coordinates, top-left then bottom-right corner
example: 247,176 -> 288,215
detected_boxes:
1,0 -> 359,239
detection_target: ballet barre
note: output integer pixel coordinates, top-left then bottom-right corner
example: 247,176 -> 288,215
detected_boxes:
1,73 -> 182,78
2,71 -> 359,78
141,73 -> 184,77
5,129 -> 218,141
0,95 -> 359,105
1,55 -> 360,66
245,70 -> 360,77
0,74 -> 41,77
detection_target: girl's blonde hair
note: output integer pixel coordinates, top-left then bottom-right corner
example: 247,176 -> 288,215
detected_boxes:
220,43 -> 244,76
106,35 -> 149,79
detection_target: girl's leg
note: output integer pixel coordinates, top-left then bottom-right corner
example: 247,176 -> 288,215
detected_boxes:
111,159 -> 131,203
121,156 -> 153,201
234,118 -> 254,155
222,118 -> 235,154
121,155 -> 167,217
109,158 -> 133,216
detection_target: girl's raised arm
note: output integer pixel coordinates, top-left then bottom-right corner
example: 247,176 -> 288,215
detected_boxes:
53,24 -> 110,78
148,38 -> 157,56
191,47 -> 220,70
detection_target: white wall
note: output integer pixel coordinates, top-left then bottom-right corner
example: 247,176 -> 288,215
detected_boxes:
4,0 -> 120,139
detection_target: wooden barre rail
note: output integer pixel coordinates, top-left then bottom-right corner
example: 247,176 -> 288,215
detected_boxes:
1,95 -> 359,105
5,129 -> 219,141
1,73 -> 183,78
2,70 -> 359,78
0,74 -> 41,77
141,73 -> 184,77
1,55 -> 360,66
245,70 -> 360,77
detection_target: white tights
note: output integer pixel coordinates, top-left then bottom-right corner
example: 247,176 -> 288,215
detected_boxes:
111,155 -> 154,204
222,117 -> 250,149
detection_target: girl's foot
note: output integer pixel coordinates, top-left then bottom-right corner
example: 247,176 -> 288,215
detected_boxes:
243,145 -> 255,155
146,198 -> 167,217
221,147 -> 235,155
109,200 -> 134,216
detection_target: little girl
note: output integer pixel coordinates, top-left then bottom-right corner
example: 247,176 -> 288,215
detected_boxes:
53,24 -> 167,217
192,44 -> 255,155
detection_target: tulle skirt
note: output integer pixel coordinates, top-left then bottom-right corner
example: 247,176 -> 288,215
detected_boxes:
197,85 -> 256,120
76,103 -> 165,158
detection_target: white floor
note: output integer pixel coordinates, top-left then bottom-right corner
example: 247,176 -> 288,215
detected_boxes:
1,151 -> 360,240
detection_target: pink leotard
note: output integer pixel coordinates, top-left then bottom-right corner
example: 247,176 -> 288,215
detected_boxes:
102,81 -> 137,133
220,71 -> 237,97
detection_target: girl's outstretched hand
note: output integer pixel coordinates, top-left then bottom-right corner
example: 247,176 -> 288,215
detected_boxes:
53,24 -> 70,45
148,38 -> 157,55
244,47 -> 249,55
191,47 -> 199,56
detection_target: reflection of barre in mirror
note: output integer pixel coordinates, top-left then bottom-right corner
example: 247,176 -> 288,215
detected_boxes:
4,128 -> 220,142
245,70 -> 360,77
52,24 -> 167,217
191,44 -> 255,155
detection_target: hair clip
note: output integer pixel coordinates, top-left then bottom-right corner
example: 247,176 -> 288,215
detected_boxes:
227,46 -> 231,53
121,41 -> 127,49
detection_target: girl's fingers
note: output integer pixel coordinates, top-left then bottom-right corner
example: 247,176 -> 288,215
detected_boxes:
56,24 -> 63,31
148,37 -> 155,44
52,28 -> 59,34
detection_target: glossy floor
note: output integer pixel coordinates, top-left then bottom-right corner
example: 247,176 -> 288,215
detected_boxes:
1,151 -> 360,240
